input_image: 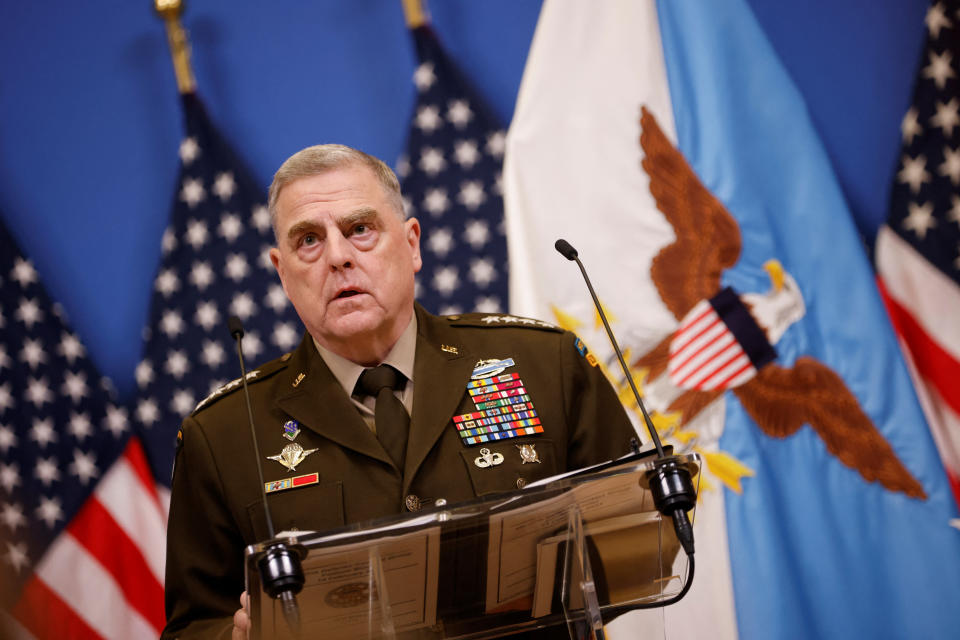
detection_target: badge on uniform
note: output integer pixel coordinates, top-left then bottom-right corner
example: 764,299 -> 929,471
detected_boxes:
474,447 -> 504,468
452,358 -> 544,446
267,442 -> 317,472
471,358 -> 515,380
517,443 -> 540,464
283,420 -> 301,441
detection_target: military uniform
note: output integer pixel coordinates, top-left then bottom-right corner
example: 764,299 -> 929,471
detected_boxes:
162,304 -> 638,638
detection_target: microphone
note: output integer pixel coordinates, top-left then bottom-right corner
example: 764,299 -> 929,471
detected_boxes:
554,239 -> 696,558
228,316 -> 305,635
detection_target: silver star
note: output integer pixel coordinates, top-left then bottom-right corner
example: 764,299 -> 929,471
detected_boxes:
212,172 -> 236,201
180,178 -> 206,208
902,201 -> 937,239
69,449 -> 99,485
413,62 -> 436,91
171,389 -> 196,416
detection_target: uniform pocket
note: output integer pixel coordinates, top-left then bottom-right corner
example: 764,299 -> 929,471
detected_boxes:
459,438 -> 558,496
246,480 -> 345,541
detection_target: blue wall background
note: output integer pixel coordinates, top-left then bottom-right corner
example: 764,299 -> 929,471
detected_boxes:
0,0 -> 928,397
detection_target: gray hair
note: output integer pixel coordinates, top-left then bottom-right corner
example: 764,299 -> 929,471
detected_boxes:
267,144 -> 405,239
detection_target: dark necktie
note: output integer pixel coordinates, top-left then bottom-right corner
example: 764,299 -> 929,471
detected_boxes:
355,365 -> 409,469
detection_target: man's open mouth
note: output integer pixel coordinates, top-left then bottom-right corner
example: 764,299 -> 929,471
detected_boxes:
335,289 -> 362,299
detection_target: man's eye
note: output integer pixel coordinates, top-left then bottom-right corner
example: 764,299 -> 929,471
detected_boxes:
351,224 -> 368,235
301,234 -> 317,246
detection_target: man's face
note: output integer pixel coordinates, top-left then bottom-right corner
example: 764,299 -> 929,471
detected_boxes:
269,165 -> 422,363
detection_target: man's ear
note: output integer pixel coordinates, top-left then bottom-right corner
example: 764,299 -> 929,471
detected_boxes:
405,218 -> 423,273
269,247 -> 289,295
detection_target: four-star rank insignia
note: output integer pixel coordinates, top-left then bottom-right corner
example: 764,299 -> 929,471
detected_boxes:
453,358 -> 544,446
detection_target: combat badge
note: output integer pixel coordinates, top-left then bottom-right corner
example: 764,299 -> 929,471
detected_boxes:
267,442 -> 317,472
471,358 -> 516,380
517,443 -> 540,464
474,448 -> 505,469
282,420 -> 301,441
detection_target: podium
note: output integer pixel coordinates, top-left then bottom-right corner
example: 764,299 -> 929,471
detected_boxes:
245,453 -> 699,639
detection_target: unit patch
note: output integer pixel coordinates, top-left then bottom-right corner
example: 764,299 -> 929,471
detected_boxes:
264,472 -> 319,494
453,371 -> 544,445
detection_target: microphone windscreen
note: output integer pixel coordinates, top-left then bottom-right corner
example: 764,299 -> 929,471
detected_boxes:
227,316 -> 245,339
554,238 -> 578,260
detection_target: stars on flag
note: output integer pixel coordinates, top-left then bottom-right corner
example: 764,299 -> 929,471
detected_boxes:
902,107 -> 923,144
903,202 -> 937,239
179,136 -> 200,165
0,222 -> 133,587
926,2 -> 953,39
399,27 -> 509,315
888,0 -> 960,279
923,49 -> 956,89
931,97 -> 960,135
939,146 -> 960,183
898,155 -> 931,193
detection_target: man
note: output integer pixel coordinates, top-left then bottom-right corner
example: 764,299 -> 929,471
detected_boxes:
162,144 -> 638,638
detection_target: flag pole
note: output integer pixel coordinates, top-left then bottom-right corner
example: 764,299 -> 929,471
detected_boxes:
401,0 -> 429,28
155,0 -> 196,95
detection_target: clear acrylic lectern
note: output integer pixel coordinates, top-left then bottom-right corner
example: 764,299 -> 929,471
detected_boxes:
245,452 -> 699,640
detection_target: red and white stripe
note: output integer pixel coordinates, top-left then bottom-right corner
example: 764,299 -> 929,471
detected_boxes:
669,300 -> 758,391
876,226 -> 960,506
11,437 -> 167,639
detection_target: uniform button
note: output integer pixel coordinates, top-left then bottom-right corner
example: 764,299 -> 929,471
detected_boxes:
434,498 -> 447,507
516,478 -> 527,489
405,495 -> 421,512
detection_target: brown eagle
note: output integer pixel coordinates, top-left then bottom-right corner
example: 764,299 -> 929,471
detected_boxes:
634,106 -> 925,500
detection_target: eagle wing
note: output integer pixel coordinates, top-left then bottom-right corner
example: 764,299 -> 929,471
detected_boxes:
733,357 -> 926,499
639,106 -> 742,320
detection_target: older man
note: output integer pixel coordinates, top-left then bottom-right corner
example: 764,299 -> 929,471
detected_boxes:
162,145 -> 637,638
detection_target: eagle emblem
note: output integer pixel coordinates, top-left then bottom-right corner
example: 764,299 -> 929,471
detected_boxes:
634,107 -> 925,499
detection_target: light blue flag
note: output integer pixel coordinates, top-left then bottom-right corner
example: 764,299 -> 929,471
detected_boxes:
656,0 -> 960,637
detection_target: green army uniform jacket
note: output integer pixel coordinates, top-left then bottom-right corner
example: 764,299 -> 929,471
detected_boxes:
162,304 -> 638,638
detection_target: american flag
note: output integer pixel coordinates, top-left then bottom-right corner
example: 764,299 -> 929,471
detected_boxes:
876,0 -> 960,507
133,93 -> 301,487
398,25 -> 509,315
0,220 -> 166,638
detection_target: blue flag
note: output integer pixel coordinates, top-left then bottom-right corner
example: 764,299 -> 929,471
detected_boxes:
657,1 -> 960,637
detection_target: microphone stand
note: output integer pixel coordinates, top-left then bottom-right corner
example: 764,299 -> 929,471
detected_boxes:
554,239 -> 696,604
228,316 -> 305,636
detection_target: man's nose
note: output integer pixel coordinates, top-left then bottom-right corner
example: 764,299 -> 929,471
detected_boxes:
324,232 -> 355,270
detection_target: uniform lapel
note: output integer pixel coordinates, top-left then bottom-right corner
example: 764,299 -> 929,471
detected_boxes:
274,334 -> 393,467
404,305 -> 476,490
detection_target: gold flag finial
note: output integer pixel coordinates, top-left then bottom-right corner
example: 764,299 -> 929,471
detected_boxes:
154,0 -> 196,94
401,0 -> 429,29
